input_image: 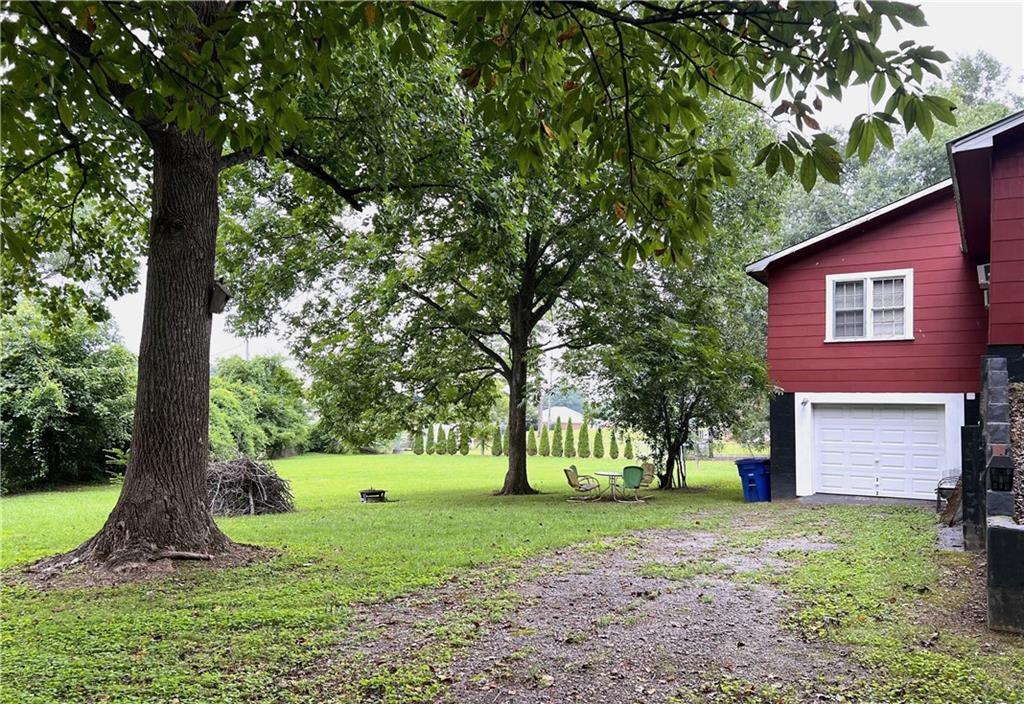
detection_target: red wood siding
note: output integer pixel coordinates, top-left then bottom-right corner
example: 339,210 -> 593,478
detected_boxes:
989,133 -> 1024,344
766,195 -> 988,393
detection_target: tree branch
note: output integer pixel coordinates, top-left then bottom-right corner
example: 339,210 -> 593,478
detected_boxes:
219,149 -> 255,172
401,283 -> 512,377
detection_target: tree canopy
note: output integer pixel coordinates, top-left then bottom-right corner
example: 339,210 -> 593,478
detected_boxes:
4,1 -> 958,316
781,51 -> 1022,245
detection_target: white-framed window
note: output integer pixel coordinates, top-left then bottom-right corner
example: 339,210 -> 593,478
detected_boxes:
824,268 -> 913,342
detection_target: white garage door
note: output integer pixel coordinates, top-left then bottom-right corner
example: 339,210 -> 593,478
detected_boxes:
812,404 -> 945,500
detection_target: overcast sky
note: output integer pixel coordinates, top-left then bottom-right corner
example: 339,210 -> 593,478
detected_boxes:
107,1 -> 1024,361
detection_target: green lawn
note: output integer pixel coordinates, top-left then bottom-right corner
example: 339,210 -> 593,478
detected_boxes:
2,454 -> 1021,704
0,454 -> 742,703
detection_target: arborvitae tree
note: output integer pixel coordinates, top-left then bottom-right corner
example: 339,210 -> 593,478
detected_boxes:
527,428 -> 538,456
624,435 -> 634,459
426,425 -> 436,455
552,418 -> 563,456
577,422 -> 590,458
539,424 -> 550,456
609,430 -> 620,459
447,426 -> 458,455
459,426 -> 470,455
436,426 -> 447,455
593,428 -> 604,458
413,429 -> 425,455
503,428 -> 510,455
565,423 -> 576,458
491,424 -> 503,457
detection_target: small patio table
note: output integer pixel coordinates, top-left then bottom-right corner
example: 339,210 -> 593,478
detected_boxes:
594,471 -> 623,500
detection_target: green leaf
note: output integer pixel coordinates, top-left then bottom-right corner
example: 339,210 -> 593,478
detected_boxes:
916,106 -> 934,140
870,73 -> 886,103
799,153 -> 817,191
57,98 -> 72,127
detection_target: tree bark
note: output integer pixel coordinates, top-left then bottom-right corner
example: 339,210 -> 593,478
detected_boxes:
43,126 -> 233,568
499,307 -> 537,495
660,440 -> 683,490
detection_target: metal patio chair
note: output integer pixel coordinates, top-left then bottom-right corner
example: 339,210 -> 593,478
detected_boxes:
564,465 -> 601,501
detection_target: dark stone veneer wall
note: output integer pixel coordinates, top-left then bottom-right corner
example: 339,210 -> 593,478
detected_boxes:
769,393 -> 796,500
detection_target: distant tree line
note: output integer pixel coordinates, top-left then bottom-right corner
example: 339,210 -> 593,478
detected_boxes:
410,418 -> 633,461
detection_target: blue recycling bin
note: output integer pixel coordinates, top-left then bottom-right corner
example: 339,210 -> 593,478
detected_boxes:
736,457 -> 771,502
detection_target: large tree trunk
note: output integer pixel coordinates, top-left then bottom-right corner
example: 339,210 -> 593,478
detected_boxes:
499,316 -> 536,495
659,441 -> 683,490
42,126 -> 233,568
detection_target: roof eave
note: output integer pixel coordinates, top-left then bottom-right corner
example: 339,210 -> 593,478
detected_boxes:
743,179 -> 953,283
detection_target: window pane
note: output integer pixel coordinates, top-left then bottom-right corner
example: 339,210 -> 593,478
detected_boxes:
834,280 -> 864,311
873,307 -> 905,337
871,276 -> 906,337
834,309 -> 864,338
873,277 -> 904,308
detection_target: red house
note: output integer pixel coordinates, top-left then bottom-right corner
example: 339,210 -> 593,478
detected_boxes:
746,111 -> 1024,502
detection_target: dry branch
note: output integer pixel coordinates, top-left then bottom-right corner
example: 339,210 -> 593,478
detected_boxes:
207,458 -> 294,517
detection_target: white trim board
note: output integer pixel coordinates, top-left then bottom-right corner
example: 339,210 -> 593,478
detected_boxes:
824,268 -> 914,343
793,392 -> 964,498
948,109 -> 1024,154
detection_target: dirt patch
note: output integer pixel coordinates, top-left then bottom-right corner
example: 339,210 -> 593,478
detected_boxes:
915,550 -> 990,633
5,543 -> 274,590
310,528 -> 864,703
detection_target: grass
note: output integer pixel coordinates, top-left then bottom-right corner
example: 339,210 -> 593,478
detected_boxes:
2,453 -> 1022,703
639,557 -> 731,580
0,453 -> 742,703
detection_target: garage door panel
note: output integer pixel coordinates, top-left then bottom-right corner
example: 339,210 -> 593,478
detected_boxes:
812,403 -> 946,500
848,451 -> 876,467
820,428 -> 846,443
878,476 -> 910,495
878,453 -> 909,470
908,453 -> 940,470
879,429 -> 907,445
849,428 -> 875,444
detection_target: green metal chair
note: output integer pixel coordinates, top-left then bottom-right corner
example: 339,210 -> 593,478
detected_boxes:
616,465 -> 645,502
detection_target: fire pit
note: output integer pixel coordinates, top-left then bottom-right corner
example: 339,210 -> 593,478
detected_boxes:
360,488 -> 387,503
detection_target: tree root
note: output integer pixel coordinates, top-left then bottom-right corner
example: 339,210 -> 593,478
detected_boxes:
152,550 -> 212,561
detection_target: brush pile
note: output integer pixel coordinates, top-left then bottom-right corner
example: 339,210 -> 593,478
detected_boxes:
207,458 -> 294,517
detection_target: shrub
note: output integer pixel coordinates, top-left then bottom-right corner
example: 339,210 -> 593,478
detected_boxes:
209,377 -> 268,460
1,302 -> 135,493
539,424 -> 550,456
527,428 -> 537,455
436,426 -> 447,455
491,424 -> 502,456
446,426 -> 458,455
609,430 -> 619,459
426,424 -> 435,455
593,428 -> 604,458
459,426 -> 470,455
212,355 -> 310,457
577,422 -> 590,458
552,418 -> 563,456
624,435 -> 634,459
564,423 -> 576,458
503,428 -> 510,455
306,420 -> 346,454
413,429 -> 424,455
